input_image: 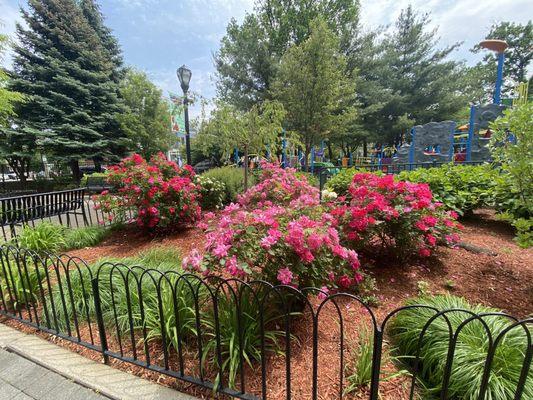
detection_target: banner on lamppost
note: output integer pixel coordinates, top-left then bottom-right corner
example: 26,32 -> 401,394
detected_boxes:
169,92 -> 185,138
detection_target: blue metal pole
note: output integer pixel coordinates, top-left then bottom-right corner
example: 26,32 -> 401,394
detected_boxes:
494,52 -> 505,105
234,147 -> 239,164
448,122 -> 456,162
466,105 -> 476,162
408,127 -> 415,165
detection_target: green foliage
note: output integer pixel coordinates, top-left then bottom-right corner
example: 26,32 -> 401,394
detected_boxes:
214,0 -> 359,111
472,21 -> 532,95
8,0 -> 128,180
272,17 -> 356,167
202,167 -> 254,204
390,295 -> 533,399
325,168 -> 358,196
116,69 -> 174,158
490,103 -> 532,246
344,326 -> 374,391
63,226 -> 110,250
198,100 -> 284,190
490,103 -> 533,217
202,289 -> 285,389
398,164 -> 499,216
80,172 -> 108,187
197,175 -> 226,210
16,223 -> 66,254
15,223 -> 110,254
0,32 -> 24,125
325,168 -> 381,197
0,254 -> 43,310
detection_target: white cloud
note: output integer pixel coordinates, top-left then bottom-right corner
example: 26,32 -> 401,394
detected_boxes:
360,0 -> 532,64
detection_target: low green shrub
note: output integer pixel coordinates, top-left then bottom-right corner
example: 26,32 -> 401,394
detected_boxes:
325,168 -> 382,197
197,175 -> 226,210
202,288 -> 285,389
202,166 -> 252,204
398,164 -> 498,216
0,255 -> 43,310
80,172 -> 108,187
16,223 -> 66,254
63,226 -> 110,250
389,295 -> 532,399
15,223 -> 110,253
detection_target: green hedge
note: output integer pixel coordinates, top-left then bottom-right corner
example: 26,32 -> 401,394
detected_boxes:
201,166 -> 252,204
398,164 -> 499,216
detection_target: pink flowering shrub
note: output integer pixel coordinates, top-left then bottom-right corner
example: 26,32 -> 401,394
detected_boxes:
183,203 -> 363,291
238,163 -> 320,209
330,173 -> 461,260
94,153 -> 202,230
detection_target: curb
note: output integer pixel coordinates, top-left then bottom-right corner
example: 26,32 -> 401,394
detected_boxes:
0,323 -> 199,400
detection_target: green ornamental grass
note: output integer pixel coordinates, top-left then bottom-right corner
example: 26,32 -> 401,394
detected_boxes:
389,295 -> 532,399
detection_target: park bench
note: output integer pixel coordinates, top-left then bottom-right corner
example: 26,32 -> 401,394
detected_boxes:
85,176 -> 113,194
0,188 -> 88,240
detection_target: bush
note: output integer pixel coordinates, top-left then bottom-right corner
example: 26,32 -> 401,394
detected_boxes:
325,168 -> 383,197
490,103 -> 532,247
95,153 -> 202,230
202,166 -> 252,204
197,175 -> 226,210
16,223 -> 66,254
331,173 -> 461,260
63,226 -> 110,250
15,223 -> 110,253
0,252 -> 43,309
238,163 -> 319,209
325,168 -> 358,197
80,172 -> 108,187
202,288 -> 285,389
184,203 -> 363,291
398,164 -> 498,216
389,295 -> 533,399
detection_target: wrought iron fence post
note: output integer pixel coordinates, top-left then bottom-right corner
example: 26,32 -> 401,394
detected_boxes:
91,277 -> 109,364
369,329 -> 383,400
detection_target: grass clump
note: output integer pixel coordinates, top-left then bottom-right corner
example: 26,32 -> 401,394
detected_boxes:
16,223 -> 66,254
63,225 -> 110,250
389,295 -> 532,399
202,166 -> 253,204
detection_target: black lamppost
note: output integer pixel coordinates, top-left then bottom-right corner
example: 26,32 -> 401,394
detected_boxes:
177,65 -> 192,165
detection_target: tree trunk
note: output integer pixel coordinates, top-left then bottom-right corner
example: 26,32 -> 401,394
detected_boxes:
327,141 -> 333,162
243,145 -> 249,191
70,159 -> 81,183
93,158 -> 102,173
363,139 -> 368,158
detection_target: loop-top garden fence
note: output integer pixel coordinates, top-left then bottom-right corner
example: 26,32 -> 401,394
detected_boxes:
0,245 -> 531,399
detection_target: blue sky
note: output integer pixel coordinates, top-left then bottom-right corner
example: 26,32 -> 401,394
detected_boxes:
1,0 -> 532,117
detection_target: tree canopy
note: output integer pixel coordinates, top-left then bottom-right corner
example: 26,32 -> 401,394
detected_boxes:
117,69 -> 174,159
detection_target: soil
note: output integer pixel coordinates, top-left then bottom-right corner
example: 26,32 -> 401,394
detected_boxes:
2,208 -> 532,399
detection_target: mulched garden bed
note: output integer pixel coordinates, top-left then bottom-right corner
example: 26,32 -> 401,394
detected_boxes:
2,208 -> 532,399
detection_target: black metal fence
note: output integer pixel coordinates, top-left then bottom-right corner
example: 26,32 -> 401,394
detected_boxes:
0,245 -> 530,399
0,189 -> 131,241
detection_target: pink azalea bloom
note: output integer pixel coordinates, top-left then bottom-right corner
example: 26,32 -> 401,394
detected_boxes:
277,267 -> 294,285
318,286 -> 329,300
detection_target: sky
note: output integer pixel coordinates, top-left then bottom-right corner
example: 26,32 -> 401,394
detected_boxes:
1,0 -> 532,117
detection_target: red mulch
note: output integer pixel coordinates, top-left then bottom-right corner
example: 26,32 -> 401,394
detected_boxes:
2,209 -> 532,399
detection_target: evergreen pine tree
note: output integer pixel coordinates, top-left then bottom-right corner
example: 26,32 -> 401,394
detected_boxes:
9,0 -> 126,181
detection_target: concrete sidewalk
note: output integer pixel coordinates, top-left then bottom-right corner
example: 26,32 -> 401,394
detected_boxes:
0,323 -> 198,400
0,348 -> 107,400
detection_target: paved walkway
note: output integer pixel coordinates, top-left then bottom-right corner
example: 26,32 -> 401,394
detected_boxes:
0,323 -> 197,400
0,349 -> 107,400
